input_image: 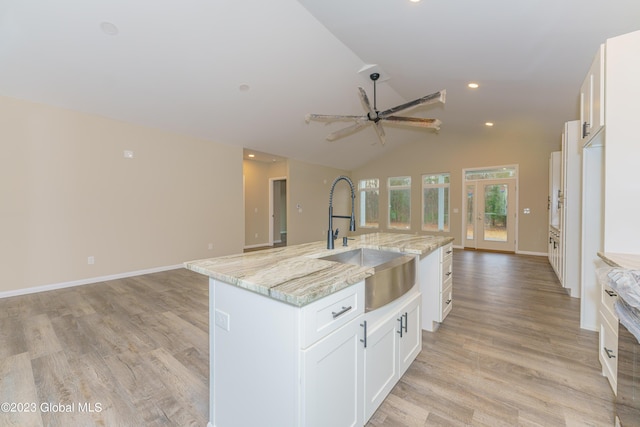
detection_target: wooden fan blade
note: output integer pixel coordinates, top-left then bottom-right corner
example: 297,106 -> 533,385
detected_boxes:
379,90 -> 446,118
384,116 -> 442,130
373,122 -> 386,146
358,87 -> 375,116
326,121 -> 370,141
306,113 -> 367,124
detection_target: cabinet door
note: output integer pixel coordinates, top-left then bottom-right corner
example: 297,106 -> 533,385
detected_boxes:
363,313 -> 399,421
580,44 -> 605,143
398,293 -> 422,376
302,316 -> 364,427
579,72 -> 592,143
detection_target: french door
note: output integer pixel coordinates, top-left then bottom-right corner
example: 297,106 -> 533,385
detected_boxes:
464,179 -> 516,252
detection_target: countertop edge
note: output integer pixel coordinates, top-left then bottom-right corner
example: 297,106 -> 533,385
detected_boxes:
185,233 -> 454,307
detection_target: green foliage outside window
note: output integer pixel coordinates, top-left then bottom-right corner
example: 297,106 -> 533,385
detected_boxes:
388,177 -> 411,229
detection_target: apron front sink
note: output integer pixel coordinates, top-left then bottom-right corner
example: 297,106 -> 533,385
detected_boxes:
320,248 -> 416,311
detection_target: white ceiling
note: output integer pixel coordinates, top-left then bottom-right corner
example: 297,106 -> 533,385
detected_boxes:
2,0 -> 639,170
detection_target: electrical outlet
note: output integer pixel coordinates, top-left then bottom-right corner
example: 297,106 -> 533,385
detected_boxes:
214,309 -> 230,331
208,243 -> 214,250
87,256 -> 95,265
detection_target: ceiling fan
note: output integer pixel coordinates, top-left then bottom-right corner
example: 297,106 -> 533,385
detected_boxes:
305,73 -> 445,146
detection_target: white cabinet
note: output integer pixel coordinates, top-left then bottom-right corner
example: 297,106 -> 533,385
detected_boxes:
548,121 -> 581,298
579,30 -> 640,332
548,226 -> 561,279
210,279 -> 365,427
579,44 -> 605,144
363,291 -> 421,421
549,151 -> 561,230
599,278 -> 619,393
302,314 -> 364,427
560,121 -> 581,298
419,243 -> 453,331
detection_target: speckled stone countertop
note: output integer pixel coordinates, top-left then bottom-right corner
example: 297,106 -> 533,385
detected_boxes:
598,252 -> 640,270
185,233 -> 454,307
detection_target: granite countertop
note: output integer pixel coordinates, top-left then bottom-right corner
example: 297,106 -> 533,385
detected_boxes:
598,252 -> 640,270
185,232 -> 453,307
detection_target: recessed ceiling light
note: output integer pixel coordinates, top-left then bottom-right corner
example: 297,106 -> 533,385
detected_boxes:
485,122 -> 494,127
468,83 -> 479,89
239,84 -> 250,92
100,21 -> 119,36
248,154 -> 255,158
409,0 -> 421,2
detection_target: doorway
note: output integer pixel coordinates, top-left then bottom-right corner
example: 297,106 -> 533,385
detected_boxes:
463,167 -> 517,252
269,177 -> 287,247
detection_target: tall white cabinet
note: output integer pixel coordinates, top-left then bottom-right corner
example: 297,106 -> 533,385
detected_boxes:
579,30 -> 640,335
548,121 -> 581,298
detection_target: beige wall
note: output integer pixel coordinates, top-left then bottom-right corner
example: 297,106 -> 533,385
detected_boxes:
0,96 -> 244,294
286,159 -> 351,246
351,127 -> 560,254
243,159 -> 288,247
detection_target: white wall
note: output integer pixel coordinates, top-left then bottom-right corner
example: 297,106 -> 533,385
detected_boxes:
0,96 -> 244,294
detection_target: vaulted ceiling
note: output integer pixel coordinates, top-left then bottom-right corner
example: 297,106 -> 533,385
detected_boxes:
1,0 -> 639,170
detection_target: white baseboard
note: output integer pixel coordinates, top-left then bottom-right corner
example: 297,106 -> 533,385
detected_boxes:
244,242 -> 271,249
516,250 -> 547,257
0,264 -> 183,299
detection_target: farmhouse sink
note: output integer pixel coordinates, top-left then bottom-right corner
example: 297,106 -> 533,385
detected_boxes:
320,248 -> 416,311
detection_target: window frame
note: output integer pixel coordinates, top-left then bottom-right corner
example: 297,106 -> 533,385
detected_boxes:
358,178 -> 380,229
421,173 -> 450,232
387,176 -> 412,230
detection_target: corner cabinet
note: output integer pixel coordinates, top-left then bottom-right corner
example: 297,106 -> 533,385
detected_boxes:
419,242 -> 453,331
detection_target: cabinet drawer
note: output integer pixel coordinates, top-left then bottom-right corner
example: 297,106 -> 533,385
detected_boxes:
601,283 -> 618,324
440,243 -> 453,262
599,312 -> 618,393
300,282 -> 365,349
441,257 -> 453,284
439,284 -> 453,322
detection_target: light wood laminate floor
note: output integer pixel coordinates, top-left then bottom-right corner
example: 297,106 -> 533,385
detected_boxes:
0,250 -> 614,426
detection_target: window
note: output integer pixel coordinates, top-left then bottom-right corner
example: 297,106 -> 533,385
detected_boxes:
388,176 -> 411,230
358,178 -> 379,228
422,173 -> 450,232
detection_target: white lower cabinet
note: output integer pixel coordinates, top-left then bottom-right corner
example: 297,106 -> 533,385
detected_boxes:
363,291 -> 421,421
210,277 -> 423,427
599,279 -> 619,393
302,314 -> 364,427
420,243 -> 454,331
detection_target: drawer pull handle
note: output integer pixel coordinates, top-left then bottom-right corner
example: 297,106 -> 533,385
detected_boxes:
446,250 -> 453,255
403,312 -> 408,334
604,347 -> 616,359
331,306 -> 352,319
446,272 -> 452,277
360,320 -> 367,348
445,299 -> 452,305
605,289 -> 617,297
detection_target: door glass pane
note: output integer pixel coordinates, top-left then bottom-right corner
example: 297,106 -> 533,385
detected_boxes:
483,184 -> 508,242
466,185 -> 475,240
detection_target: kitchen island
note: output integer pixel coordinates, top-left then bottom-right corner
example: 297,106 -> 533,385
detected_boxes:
185,232 -> 453,427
